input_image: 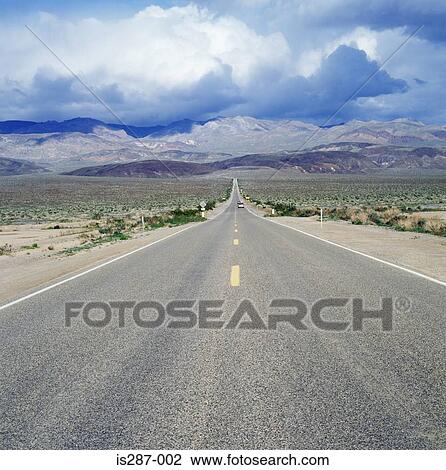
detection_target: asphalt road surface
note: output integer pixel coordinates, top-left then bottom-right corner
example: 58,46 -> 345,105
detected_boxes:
0,181 -> 445,449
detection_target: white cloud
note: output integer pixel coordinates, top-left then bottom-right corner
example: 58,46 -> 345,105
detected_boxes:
327,27 -> 379,60
0,4 -> 291,113
296,27 -> 379,77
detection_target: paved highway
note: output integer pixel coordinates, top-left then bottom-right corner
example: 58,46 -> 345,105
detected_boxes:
0,181 -> 445,449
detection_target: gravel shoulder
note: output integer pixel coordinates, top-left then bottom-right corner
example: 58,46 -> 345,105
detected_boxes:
0,224 -> 197,305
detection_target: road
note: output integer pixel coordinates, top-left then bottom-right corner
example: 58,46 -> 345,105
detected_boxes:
0,181 -> 445,449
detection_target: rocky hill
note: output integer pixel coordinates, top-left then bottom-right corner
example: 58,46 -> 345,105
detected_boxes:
0,157 -> 47,176
65,144 -> 446,177
2,116 -> 446,172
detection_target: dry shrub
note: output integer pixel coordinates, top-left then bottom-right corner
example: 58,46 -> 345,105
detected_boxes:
398,217 -> 414,231
297,203 -> 445,237
366,209 -> 382,225
407,213 -> 426,228
326,207 -> 355,220
398,213 -> 426,232
424,217 -> 446,236
79,231 -> 98,243
380,207 -> 401,224
350,210 -> 369,225
0,243 -> 13,255
345,207 -> 358,219
294,207 -> 318,217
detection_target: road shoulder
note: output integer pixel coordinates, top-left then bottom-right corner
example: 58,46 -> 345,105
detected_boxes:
0,224 -> 202,305
271,215 -> 446,283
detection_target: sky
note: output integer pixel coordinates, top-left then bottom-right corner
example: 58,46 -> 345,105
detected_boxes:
0,0 -> 445,125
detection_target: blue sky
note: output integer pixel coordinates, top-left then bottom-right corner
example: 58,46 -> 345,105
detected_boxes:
0,0 -> 445,125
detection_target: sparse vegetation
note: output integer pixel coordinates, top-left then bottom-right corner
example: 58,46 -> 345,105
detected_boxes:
240,174 -> 446,236
0,175 -> 232,257
59,207 -> 208,255
0,243 -> 12,255
61,231 -> 131,255
21,243 -> 39,250
0,175 -> 231,224
240,174 -> 446,209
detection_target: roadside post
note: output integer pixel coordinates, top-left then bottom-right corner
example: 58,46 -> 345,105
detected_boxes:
200,201 -> 206,218
141,215 -> 145,231
320,208 -> 323,224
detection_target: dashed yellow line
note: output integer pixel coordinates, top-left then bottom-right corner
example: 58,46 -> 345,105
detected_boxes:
230,265 -> 240,287
233,239 -> 239,245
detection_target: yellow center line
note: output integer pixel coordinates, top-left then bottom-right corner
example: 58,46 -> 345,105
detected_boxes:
233,239 -> 239,245
230,265 -> 240,287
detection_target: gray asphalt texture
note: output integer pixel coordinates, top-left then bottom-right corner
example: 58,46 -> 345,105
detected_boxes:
0,182 -> 445,449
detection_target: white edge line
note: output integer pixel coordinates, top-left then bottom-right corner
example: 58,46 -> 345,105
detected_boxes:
244,203 -> 446,288
0,197 -> 234,312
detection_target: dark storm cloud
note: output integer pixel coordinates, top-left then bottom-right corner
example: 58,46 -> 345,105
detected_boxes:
1,66 -> 242,125
235,46 -> 408,122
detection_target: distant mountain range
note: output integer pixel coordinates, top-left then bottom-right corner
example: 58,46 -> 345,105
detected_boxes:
0,117 -> 205,138
1,116 -> 446,174
65,144 -> 446,178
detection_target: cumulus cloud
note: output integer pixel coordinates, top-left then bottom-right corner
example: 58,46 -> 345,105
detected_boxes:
0,5 -> 291,122
0,2 -> 427,124
235,45 -> 408,121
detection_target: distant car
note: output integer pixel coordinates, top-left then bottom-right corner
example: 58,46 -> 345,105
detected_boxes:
237,201 -> 244,208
